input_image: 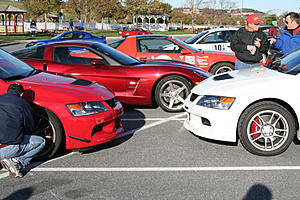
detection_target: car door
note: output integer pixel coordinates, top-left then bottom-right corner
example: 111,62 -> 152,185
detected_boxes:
46,46 -> 127,99
136,37 -> 194,64
196,31 -> 233,52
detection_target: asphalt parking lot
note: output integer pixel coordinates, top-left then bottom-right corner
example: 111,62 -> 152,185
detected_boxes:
1,41 -> 300,200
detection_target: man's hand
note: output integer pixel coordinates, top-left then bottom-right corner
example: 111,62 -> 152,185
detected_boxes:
247,45 -> 257,55
268,38 -> 277,44
254,40 -> 261,48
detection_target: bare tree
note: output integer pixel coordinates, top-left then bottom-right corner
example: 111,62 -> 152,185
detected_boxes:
184,0 -> 207,32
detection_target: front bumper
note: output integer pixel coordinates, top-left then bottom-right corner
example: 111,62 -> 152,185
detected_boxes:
184,96 -> 238,142
64,102 -> 124,149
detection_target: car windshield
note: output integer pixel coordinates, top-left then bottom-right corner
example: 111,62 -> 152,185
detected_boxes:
52,32 -> 66,39
91,43 -> 141,65
0,49 -> 35,81
172,37 -> 200,53
185,31 -> 208,44
270,47 -> 300,75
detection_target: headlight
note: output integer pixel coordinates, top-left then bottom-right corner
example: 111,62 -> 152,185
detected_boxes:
66,101 -> 108,116
196,95 -> 235,110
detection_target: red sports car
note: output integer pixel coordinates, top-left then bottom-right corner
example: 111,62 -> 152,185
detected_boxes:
0,48 -> 123,158
121,28 -> 152,37
12,40 -> 211,112
109,34 -> 237,74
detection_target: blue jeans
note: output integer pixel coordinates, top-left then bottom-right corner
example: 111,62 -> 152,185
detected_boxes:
235,59 -> 260,70
0,135 -> 45,167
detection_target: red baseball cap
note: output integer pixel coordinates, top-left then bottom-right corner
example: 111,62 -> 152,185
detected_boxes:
246,14 -> 263,24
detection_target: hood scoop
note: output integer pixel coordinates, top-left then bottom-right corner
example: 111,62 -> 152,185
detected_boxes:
213,73 -> 234,81
70,79 -> 93,86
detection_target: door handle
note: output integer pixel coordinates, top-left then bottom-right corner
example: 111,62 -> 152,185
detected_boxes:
43,63 -> 48,71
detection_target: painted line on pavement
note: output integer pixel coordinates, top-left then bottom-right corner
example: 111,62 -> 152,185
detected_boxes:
114,113 -> 186,140
30,166 -> 300,172
122,118 -> 186,121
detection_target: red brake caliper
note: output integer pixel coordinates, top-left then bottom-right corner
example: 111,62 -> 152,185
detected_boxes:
251,117 -> 261,139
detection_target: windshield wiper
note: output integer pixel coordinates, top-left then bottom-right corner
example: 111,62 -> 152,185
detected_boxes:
3,75 -> 26,81
26,68 -> 38,77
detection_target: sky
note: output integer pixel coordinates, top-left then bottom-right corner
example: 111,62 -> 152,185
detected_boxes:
163,0 -> 300,14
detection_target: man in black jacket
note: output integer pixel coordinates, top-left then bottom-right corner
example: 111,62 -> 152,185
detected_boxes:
230,14 -> 269,70
0,83 -> 45,178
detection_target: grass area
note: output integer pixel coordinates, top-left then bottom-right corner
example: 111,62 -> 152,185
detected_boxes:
0,29 -> 194,44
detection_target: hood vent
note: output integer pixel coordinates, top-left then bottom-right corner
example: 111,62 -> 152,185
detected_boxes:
213,73 -> 234,81
190,93 -> 199,102
70,79 -> 93,86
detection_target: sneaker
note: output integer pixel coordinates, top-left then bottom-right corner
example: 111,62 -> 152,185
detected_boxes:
0,158 -> 24,178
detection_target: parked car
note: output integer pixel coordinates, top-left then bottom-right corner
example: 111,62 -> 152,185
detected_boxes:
185,26 -> 282,53
0,48 -> 123,158
25,31 -> 106,47
184,47 -> 300,156
109,34 -> 236,75
12,40 -> 211,112
121,28 -> 152,37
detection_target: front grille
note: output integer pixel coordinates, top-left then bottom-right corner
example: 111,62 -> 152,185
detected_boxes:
92,123 -> 103,136
105,97 -> 118,108
190,93 -> 199,102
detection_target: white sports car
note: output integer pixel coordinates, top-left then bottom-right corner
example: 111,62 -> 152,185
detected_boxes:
184,47 -> 300,156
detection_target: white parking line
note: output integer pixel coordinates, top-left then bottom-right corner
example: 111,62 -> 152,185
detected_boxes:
114,113 -> 186,139
30,166 -> 300,172
122,118 -> 186,121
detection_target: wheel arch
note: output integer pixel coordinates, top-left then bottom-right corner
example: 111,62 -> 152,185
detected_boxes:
209,61 -> 235,73
150,74 -> 194,106
236,98 -> 299,140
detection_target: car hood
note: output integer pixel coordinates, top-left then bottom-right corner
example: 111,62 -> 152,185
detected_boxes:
144,59 -> 212,78
192,66 -> 290,95
18,72 -> 114,103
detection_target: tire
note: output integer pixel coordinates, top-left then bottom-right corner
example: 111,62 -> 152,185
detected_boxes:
210,62 -> 234,75
155,75 -> 192,112
238,101 -> 295,156
32,107 -> 65,159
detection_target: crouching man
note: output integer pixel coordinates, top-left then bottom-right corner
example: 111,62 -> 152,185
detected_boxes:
0,83 -> 45,178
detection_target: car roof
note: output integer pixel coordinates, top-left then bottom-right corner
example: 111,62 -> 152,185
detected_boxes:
127,34 -> 170,39
44,40 -> 102,46
205,27 -> 240,33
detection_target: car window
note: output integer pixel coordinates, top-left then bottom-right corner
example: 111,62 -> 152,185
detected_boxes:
12,46 -> 45,60
72,33 -> 85,39
53,46 -> 107,65
201,31 -> 228,43
0,49 -> 34,81
61,33 -> 73,39
277,47 -> 300,75
185,31 -> 208,44
108,39 -> 125,48
137,38 -> 182,53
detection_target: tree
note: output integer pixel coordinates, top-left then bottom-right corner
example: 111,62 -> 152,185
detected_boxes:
122,0 -> 149,27
94,0 -> 126,29
184,0 -> 207,32
24,0 -> 62,29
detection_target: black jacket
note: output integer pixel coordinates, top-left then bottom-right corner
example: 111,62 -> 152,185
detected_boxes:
0,90 -> 34,145
230,27 -> 269,64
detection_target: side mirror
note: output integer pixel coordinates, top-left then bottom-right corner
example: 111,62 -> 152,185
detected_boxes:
91,60 -> 108,69
181,49 -> 190,54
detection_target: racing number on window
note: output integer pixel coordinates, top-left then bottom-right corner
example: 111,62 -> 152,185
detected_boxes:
214,45 -> 222,51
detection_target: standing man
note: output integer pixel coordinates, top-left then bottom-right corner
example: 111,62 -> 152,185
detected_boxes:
0,83 -> 45,178
230,14 -> 269,70
69,19 -> 74,31
30,19 -> 37,37
269,12 -> 300,55
79,20 -> 84,31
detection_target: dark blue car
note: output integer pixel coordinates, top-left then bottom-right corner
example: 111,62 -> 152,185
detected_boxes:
25,31 -> 106,47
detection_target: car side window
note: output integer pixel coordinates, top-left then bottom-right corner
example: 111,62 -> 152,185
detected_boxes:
201,31 -> 227,43
137,38 -> 182,53
60,33 -> 72,40
53,46 -> 106,65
